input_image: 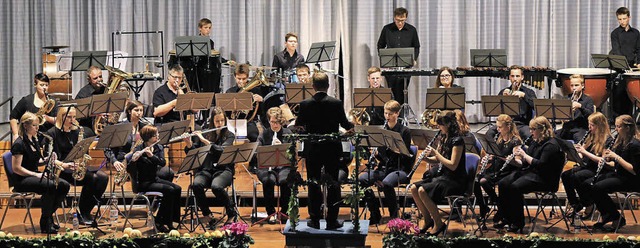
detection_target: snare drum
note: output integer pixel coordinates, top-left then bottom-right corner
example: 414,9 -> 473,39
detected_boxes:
624,72 -> 640,107
557,68 -> 612,107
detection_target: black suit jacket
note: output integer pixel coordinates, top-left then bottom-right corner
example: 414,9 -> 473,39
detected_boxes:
296,92 -> 354,135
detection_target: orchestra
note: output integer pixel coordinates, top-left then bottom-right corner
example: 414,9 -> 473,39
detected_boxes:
9,6 -> 640,239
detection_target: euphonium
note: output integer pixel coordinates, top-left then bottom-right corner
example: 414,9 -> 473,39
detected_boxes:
234,69 -> 267,121
94,66 -> 131,135
421,109 -> 441,129
72,125 -> 91,181
348,108 -> 370,126
36,92 -> 56,125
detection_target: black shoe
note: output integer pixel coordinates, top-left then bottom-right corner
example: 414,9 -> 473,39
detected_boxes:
326,220 -> 344,230
613,217 -> 626,230
369,211 -> 382,225
493,220 -> 508,229
40,219 -> 57,234
155,223 -> 170,233
225,209 -> 238,224
307,219 -> 320,229
78,213 -> 94,225
50,217 -> 60,230
480,206 -> 490,218
507,225 -> 524,234
429,223 -> 447,236
419,221 -> 434,234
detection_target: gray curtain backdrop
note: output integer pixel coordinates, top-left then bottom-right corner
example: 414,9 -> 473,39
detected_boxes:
2,0 -> 639,131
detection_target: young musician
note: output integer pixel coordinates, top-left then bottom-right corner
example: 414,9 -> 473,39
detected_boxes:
498,116 -> 564,233
10,73 -> 58,141
474,114 -> 522,220
272,32 -> 305,72
486,65 -> 537,139
226,63 -> 268,142
257,107 -> 293,224
295,71 -> 354,230
185,107 -> 236,226
46,107 -> 107,225
11,112 -> 70,234
435,67 -> 460,88
410,111 -> 466,236
555,74 -> 594,142
563,112 -> 610,219
610,7 -> 640,118
128,125 -> 182,232
295,64 -> 312,84
364,66 -> 387,126
358,100 -> 413,224
579,115 -> 640,231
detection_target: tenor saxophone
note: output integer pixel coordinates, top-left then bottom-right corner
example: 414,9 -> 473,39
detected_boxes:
40,132 -> 64,187
72,126 -> 91,181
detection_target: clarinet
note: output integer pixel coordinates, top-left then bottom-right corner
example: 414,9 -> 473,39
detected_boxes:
408,130 -> 441,177
475,132 -> 499,181
500,135 -> 531,172
577,130 -> 590,146
591,133 -> 617,185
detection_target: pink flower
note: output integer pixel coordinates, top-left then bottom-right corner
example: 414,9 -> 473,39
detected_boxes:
386,218 -> 418,234
222,222 -> 249,236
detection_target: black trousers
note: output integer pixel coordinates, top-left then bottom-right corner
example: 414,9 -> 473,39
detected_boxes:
386,76 -> 409,105
139,178 -> 182,226
257,167 -> 292,215
14,176 -> 70,223
497,171 -> 553,228
191,169 -> 233,216
157,167 -> 175,181
59,170 -> 109,216
579,172 -> 639,222
305,142 -> 341,222
358,169 -> 409,217
561,166 -> 596,208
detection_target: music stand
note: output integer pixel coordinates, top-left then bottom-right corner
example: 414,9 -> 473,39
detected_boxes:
176,92 -> 215,125
215,142 -> 259,224
216,93 -> 253,139
533,99 -> 573,129
410,128 -> 440,150
305,41 -> 336,69
354,125 -> 387,148
157,120 -> 191,145
481,95 -> 520,117
352,88 -> 393,108
285,83 -> 316,104
95,123 -> 132,149
70,51 -> 108,71
379,47 -> 416,124
383,131 -> 412,157
59,98 -> 92,119
591,54 -> 630,72
90,92 -> 128,116
252,143 -> 292,227
462,135 -> 482,155
178,144 -> 211,232
470,49 -> 508,68
425,87 -> 466,110
473,133 -> 502,156
175,36 -> 211,92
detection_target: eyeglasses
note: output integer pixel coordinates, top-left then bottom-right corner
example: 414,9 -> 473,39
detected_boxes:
440,74 -> 452,78
91,75 -> 103,80
170,74 -> 183,79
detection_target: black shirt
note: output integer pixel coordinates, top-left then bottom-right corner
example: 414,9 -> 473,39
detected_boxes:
46,126 -> 95,161
296,92 -> 354,135
524,137 -> 564,185
611,25 -> 640,65
488,136 -> 522,175
498,85 -> 537,125
376,122 -> 414,173
377,22 -> 421,59
10,94 -> 58,132
565,92 -> 595,129
75,84 -> 105,100
272,49 -> 305,72
365,106 -> 385,126
152,83 -> 181,124
611,138 -> 640,180
185,129 -> 236,173
130,142 -> 165,184
10,135 -> 45,181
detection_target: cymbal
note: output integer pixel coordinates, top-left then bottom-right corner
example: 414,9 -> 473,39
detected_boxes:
250,65 -> 276,71
42,45 -> 70,52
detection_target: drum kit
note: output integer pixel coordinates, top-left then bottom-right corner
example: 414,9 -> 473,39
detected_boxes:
243,65 -> 301,124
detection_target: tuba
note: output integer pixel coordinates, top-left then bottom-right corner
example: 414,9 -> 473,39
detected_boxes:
36,93 -> 56,125
348,108 -> 370,126
421,109 -> 441,129
94,66 -> 132,135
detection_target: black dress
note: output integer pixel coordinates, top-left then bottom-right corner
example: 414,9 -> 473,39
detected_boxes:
414,135 -> 467,202
10,94 -> 58,133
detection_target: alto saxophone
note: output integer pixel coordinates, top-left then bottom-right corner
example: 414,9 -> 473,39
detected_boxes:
72,126 -> 91,181
39,132 -> 63,187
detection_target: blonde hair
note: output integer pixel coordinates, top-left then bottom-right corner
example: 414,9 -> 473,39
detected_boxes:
569,74 -> 585,85
267,107 -> 286,126
585,112 -> 610,155
19,112 -> 38,137
384,100 -> 401,113
54,107 -> 79,130
613,114 -> 640,150
529,116 -> 553,141
496,114 -> 521,144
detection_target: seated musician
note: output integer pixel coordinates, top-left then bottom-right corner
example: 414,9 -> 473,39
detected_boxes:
153,64 -> 187,125
364,66 -> 387,126
295,64 -> 312,84
128,125 -> 182,232
473,114 -> 522,221
225,63 -> 268,142
358,100 -> 414,224
435,66 -> 460,88
486,65 -> 537,139
256,107 -> 293,224
578,115 -> 640,231
10,73 -> 58,142
272,32 -> 305,72
563,112 -> 610,219
184,107 -> 236,226
46,106 -> 107,225
11,112 -> 70,234
555,74 -> 594,142
75,66 -> 106,130
410,111 -> 466,235
497,116 -> 564,233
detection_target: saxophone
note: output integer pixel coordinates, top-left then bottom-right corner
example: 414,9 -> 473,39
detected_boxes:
115,136 -> 142,186
39,132 -> 63,187
72,126 -> 91,181
36,92 -> 55,125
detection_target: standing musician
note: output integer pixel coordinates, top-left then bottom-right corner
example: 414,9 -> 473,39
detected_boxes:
294,71 -> 354,230
185,107 -> 236,226
225,63 -> 268,142
10,73 -> 58,142
610,7 -> 640,118
272,32 -> 305,73
128,125 -> 182,232
75,66 -> 106,130
563,112 -> 611,219
498,116 -> 564,233
578,114 -> 640,231
410,111 -> 466,235
486,65 -> 537,139
46,106 -> 107,225
256,107 -> 293,224
555,74 -> 594,142
358,100 -> 413,225
153,65 -> 188,125
377,7 -> 420,105
11,112 -> 70,234
474,114 -> 522,221
364,66 -> 387,126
